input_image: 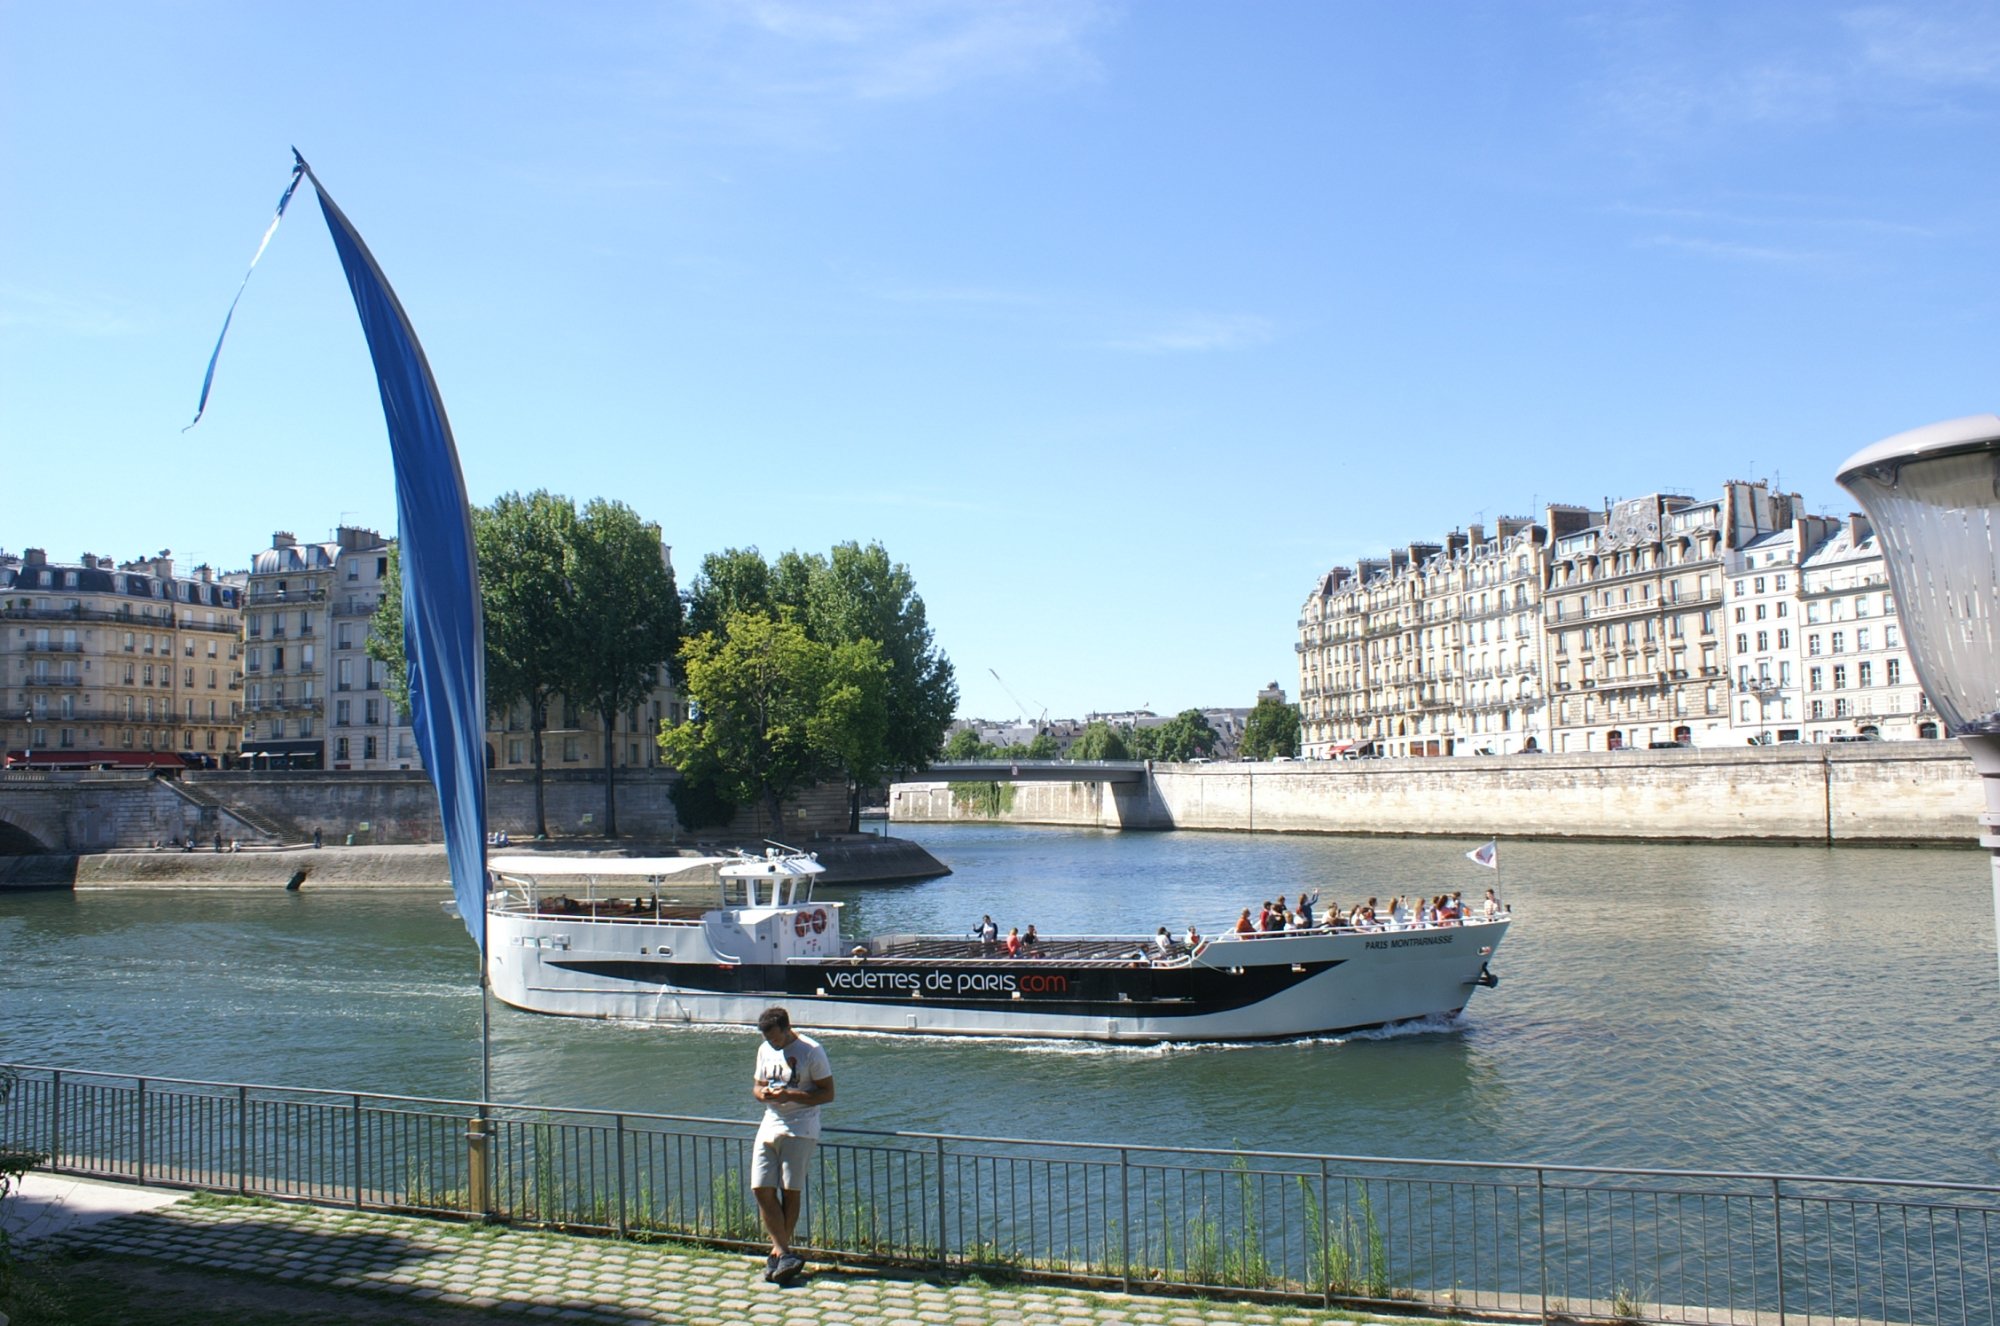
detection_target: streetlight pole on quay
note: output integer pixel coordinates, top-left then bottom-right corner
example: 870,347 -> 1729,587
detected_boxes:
1838,413 -> 2000,993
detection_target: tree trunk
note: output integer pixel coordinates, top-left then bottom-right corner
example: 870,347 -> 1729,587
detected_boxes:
765,787 -> 784,842
600,710 -> 619,838
529,696 -> 549,838
847,781 -> 861,834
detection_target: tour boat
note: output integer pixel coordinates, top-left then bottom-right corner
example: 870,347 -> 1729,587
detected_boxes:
483,849 -> 1510,1043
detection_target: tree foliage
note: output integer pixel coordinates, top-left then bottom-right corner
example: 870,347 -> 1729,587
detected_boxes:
567,499 -> 682,836
660,610 -> 886,832
1151,709 -> 1221,763
1241,697 -> 1302,760
1065,721 -> 1131,761
680,541 -> 956,829
367,490 -> 682,838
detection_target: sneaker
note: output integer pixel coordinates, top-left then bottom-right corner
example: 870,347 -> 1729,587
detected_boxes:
771,1252 -> 806,1283
763,1254 -> 781,1282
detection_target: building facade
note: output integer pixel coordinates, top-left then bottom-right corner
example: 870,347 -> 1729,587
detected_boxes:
1798,515 -> 1938,742
1297,511 -> 1586,758
2,548 -> 244,767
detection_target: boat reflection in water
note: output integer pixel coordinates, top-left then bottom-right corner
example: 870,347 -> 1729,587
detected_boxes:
484,849 -> 1510,1044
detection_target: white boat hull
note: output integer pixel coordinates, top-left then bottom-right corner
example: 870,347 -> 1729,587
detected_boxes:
486,911 -> 1509,1043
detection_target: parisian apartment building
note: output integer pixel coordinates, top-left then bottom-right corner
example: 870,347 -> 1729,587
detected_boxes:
1296,481 -> 1944,757
243,528 -> 682,774
1,548 -> 245,766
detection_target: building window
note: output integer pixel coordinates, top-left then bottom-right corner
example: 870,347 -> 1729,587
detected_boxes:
336,737 -> 350,761
1856,628 -> 1871,651
1736,634 -> 1748,654
562,736 -> 581,762
1887,658 -> 1902,686
364,735 -> 377,760
1809,667 -> 1823,691
1808,635 -> 1822,656
1859,661 -> 1873,687
1778,629 -> 1790,649
1811,700 -> 1824,719
1835,698 -> 1851,717
1832,665 -> 1847,689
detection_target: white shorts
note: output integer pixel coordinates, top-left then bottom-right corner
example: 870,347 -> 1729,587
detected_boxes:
750,1131 -> 817,1191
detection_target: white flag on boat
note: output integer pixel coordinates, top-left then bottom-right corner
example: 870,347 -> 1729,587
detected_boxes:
1466,840 -> 1498,869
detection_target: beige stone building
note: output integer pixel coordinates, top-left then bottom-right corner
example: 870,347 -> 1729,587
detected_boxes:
1543,482 -> 1798,752
1296,509 -> 1587,758
1,547 -> 244,767
249,526 -> 684,773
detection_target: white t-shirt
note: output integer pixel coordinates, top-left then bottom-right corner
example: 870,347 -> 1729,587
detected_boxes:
755,1032 -> 832,1139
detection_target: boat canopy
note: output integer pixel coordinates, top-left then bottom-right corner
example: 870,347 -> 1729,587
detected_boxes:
488,855 -> 735,877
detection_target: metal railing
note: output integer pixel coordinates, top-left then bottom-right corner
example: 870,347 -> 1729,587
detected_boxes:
1,1062 -> 1995,1324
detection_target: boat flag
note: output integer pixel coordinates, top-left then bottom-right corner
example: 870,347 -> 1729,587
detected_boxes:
189,152 -> 488,949
1466,839 -> 1498,869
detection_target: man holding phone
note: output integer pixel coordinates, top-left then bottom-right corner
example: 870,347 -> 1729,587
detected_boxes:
750,1006 -> 835,1284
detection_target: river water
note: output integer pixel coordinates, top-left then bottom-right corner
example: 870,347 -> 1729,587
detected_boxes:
3,824 -> 1996,1183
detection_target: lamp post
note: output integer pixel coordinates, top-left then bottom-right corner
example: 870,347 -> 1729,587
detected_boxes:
1837,413 -> 2000,992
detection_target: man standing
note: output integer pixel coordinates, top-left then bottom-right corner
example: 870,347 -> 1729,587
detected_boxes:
750,1006 -> 834,1284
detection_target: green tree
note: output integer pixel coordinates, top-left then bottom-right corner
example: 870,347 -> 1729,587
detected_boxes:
1241,697 -> 1302,760
1066,721 -> 1131,761
1123,723 -> 1161,760
568,499 -> 682,837
681,541 -> 958,830
1024,731 -> 1060,760
1152,709 -> 1220,763
684,548 -> 775,645
943,728 -> 988,760
660,610 -> 885,833
370,491 -> 582,837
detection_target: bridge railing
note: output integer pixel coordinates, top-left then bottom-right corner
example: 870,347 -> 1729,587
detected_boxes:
2,1062 -> 1996,1324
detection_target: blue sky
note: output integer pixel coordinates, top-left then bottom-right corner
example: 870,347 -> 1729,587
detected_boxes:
6,2 -> 2000,722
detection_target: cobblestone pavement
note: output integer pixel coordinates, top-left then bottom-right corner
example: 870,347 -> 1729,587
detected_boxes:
42,1192 -> 1447,1326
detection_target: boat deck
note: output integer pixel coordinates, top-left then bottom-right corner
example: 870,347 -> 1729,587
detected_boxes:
868,936 -> 1179,963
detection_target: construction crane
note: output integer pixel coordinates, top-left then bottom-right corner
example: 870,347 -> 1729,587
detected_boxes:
988,669 -> 1048,731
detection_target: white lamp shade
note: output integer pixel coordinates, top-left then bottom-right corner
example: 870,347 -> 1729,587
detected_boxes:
1837,414 -> 2000,736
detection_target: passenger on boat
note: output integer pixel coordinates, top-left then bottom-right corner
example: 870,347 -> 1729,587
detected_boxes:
1022,924 -> 1042,954
1481,889 -> 1500,921
1297,891 -> 1316,928
1233,909 -> 1255,935
975,915 -> 999,948
1155,926 -> 1174,956
1256,901 -> 1273,930
1004,927 -> 1022,958
1184,923 -> 1201,950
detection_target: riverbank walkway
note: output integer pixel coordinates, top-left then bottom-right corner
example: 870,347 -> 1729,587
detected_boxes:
8,1173 -> 1442,1325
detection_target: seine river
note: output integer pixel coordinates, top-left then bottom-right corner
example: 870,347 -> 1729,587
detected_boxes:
3,824 -> 1996,1183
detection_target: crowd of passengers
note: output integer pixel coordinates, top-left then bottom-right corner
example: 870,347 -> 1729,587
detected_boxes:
1229,889 -> 1502,936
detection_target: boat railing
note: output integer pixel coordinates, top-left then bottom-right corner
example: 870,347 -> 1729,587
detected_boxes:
1210,912 -> 1511,943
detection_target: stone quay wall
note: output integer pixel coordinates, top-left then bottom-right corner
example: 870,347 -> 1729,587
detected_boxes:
0,768 -> 851,854
890,742 -> 1982,845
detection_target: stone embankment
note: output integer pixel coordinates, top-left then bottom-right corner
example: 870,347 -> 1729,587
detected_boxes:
893,741 -> 1983,845
0,834 -> 947,892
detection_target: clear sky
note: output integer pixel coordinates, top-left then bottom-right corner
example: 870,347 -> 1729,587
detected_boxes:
5,2 -> 1999,723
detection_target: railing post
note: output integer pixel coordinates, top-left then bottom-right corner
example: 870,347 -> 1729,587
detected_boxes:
48,1069 -> 61,1171
236,1084 -> 248,1196
466,1107 -> 493,1219
1537,1167 -> 1549,1324
352,1094 -> 364,1210
1771,1176 -> 1785,1326
135,1076 -> 146,1183
614,1115 -> 628,1239
1320,1158 -> 1333,1309
933,1135 -> 948,1270
1119,1147 -> 1131,1292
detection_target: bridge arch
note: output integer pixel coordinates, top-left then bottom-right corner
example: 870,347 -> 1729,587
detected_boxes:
0,813 -> 52,855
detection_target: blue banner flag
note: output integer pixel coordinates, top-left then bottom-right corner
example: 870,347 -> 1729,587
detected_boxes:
298,156 -> 489,950
183,160 -> 306,431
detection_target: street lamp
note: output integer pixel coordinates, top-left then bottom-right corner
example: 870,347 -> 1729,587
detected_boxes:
1837,412 -> 2000,990
1740,676 -> 1783,745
